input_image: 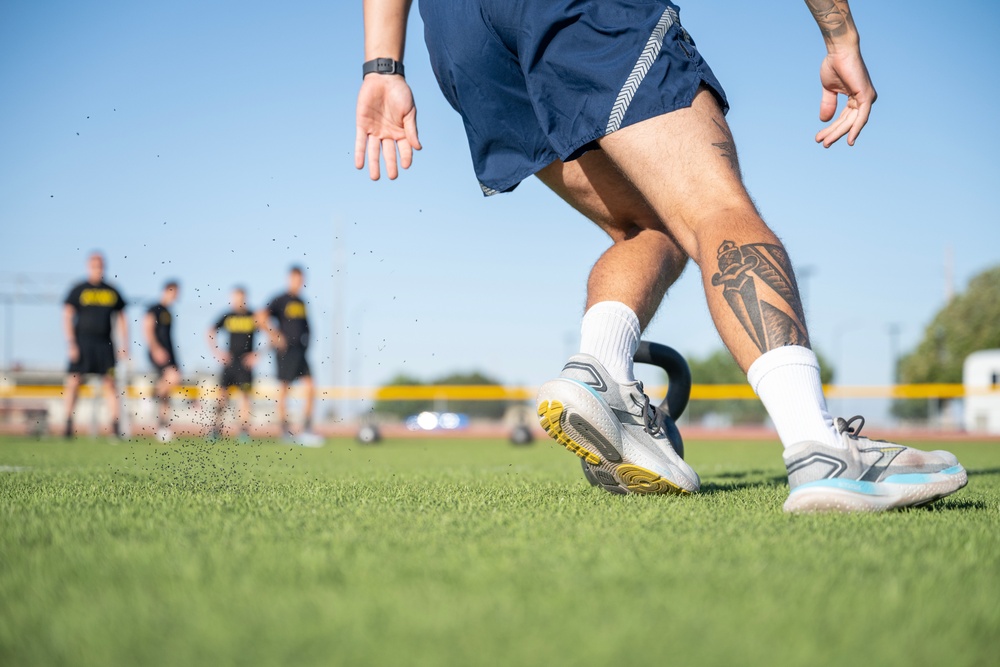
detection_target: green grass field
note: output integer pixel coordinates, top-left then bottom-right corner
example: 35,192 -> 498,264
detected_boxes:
1,434 -> 998,667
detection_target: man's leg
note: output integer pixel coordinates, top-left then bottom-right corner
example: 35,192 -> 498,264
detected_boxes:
63,373 -> 81,438
101,374 -> 120,437
156,367 -> 179,438
238,391 -> 252,437
276,382 -> 290,437
534,150 -> 700,494
599,89 -> 803,367
299,375 -> 315,433
595,87 -> 840,450
536,152 -> 687,384
537,152 -> 687,327
595,88 -> 965,509
211,386 -> 227,439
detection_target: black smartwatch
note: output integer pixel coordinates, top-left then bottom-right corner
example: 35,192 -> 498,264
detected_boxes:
362,58 -> 405,79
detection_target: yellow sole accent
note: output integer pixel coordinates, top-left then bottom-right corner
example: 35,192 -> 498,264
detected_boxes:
537,400 -> 601,466
616,464 -> 688,495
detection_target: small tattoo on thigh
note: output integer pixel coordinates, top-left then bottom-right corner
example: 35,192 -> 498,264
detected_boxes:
711,119 -> 740,175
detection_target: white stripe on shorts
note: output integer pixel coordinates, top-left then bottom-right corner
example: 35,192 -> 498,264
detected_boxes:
606,7 -> 678,135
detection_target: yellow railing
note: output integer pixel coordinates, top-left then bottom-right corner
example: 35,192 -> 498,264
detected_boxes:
0,383 -> 990,401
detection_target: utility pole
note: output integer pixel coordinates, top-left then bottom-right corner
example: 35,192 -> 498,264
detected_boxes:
332,218 -> 346,423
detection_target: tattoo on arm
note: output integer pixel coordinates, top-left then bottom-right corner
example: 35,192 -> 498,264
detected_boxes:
711,241 -> 809,353
804,0 -> 855,40
711,119 -> 740,175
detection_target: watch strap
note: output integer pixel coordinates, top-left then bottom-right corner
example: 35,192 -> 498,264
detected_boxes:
362,58 -> 405,78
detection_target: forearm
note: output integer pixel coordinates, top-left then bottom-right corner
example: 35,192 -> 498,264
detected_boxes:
142,316 -> 159,353
255,313 -> 280,344
118,313 -> 129,355
63,306 -> 76,345
364,0 -> 412,61
804,0 -> 860,51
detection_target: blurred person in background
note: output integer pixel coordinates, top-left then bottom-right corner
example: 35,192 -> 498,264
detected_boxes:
207,286 -> 258,441
144,280 -> 181,442
257,266 -> 323,447
62,251 -> 128,439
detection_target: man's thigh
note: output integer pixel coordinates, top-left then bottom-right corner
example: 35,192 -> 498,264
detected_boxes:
597,87 -> 757,250
535,151 -> 670,243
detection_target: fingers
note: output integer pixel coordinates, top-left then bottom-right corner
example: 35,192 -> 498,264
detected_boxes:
819,87 -> 838,123
382,138 -> 399,180
367,135 -> 381,180
398,138 -> 413,170
354,126 -> 366,170
362,135 -> 416,179
358,109 -> 420,180
846,100 -> 873,146
815,96 -> 874,147
815,105 -> 855,147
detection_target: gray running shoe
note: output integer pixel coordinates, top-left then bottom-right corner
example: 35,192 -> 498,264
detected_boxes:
537,354 -> 699,495
783,416 -> 967,513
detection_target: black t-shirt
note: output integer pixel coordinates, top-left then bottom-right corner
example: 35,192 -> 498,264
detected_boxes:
213,310 -> 257,357
147,304 -> 174,354
65,280 -> 126,340
267,292 -> 309,348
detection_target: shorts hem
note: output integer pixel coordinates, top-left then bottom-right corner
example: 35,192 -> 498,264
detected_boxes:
478,74 -> 726,195
561,73 -> 726,161
478,150 -> 561,197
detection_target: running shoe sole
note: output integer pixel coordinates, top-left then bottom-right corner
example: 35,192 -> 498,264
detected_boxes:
783,465 -> 968,513
537,379 -> 690,496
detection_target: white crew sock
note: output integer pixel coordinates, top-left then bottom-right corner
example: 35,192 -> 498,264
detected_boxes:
579,301 -> 640,384
746,345 -> 842,450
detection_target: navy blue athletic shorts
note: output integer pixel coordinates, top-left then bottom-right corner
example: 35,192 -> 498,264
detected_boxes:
68,336 -> 115,376
221,357 -> 253,391
276,346 -> 311,384
149,351 -> 178,377
420,0 -> 728,195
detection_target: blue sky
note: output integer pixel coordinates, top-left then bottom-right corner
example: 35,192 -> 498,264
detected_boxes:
1,1 -> 998,418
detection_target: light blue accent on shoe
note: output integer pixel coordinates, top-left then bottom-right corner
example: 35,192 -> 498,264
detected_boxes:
792,478 -> 886,496
882,464 -> 964,485
568,379 -> 604,402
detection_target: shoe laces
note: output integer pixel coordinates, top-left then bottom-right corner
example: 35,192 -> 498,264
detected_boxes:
838,415 -> 866,438
636,382 -> 660,436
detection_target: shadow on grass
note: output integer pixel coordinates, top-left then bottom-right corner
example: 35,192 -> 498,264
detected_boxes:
712,469 -> 778,479
917,498 -> 990,512
967,467 -> 1000,477
699,475 -> 787,495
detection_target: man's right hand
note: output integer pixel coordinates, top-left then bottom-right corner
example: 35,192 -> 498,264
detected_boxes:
355,74 -> 421,180
68,342 -> 79,363
215,351 -> 232,365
